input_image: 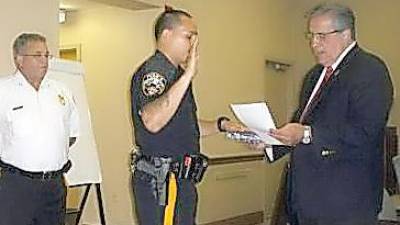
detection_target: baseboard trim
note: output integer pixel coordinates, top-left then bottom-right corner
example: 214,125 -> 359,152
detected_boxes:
201,211 -> 264,225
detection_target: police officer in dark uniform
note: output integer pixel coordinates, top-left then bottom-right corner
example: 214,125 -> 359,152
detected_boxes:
130,8 -> 244,225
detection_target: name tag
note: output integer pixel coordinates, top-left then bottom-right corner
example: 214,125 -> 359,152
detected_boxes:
12,105 -> 23,111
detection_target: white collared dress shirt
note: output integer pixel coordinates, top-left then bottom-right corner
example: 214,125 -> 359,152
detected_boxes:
0,71 -> 79,172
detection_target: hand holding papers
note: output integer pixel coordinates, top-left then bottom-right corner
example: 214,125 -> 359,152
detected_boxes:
229,102 -> 285,146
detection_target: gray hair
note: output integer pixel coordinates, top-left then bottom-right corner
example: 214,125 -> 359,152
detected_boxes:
13,33 -> 46,57
307,3 -> 356,40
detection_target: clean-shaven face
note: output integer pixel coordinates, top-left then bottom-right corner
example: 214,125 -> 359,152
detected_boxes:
308,14 -> 350,67
18,40 -> 50,80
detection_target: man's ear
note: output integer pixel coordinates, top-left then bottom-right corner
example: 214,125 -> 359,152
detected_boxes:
342,29 -> 352,40
14,55 -> 23,68
16,55 -> 23,62
161,29 -> 172,40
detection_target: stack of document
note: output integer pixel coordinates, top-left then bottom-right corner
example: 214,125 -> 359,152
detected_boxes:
229,102 -> 286,161
226,130 -> 263,145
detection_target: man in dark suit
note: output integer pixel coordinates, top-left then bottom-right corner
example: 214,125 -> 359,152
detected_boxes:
269,3 -> 393,225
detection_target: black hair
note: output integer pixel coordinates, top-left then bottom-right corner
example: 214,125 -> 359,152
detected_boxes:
154,9 -> 192,41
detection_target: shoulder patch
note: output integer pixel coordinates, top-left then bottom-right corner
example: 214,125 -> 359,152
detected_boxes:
142,72 -> 167,97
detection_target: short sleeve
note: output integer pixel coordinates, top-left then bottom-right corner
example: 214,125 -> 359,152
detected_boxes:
135,71 -> 168,110
68,94 -> 80,137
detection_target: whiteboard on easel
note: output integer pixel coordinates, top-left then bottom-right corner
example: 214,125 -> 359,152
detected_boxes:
48,58 -> 102,186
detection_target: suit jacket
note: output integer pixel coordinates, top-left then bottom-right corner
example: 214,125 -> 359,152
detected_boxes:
273,45 -> 393,221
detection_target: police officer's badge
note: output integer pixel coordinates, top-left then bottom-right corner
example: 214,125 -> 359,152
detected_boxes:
142,72 -> 167,97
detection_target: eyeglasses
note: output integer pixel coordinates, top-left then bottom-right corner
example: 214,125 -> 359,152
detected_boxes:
305,29 -> 344,41
20,53 -> 53,60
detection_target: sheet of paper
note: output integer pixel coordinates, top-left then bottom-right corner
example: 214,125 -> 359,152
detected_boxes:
230,102 -> 286,161
230,102 -> 285,146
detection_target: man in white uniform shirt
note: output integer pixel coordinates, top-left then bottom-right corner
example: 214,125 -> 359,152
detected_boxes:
0,33 -> 79,225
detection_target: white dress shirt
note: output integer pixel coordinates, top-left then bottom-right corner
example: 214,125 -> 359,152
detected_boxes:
0,71 -> 79,172
304,41 -> 357,109
268,42 -> 358,160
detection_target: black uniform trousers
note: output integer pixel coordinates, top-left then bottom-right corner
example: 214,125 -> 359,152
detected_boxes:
133,170 -> 197,225
0,170 -> 67,225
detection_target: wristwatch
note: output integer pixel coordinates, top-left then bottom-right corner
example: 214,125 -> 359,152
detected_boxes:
302,125 -> 312,144
217,116 -> 230,132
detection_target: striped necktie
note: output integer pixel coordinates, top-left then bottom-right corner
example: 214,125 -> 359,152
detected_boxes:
299,66 -> 334,123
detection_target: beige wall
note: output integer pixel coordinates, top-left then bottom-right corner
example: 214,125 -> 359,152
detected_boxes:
0,0 -> 398,225
0,0 -> 59,75
59,0 -> 400,224
60,0 -> 291,224
172,0 -> 292,126
61,7 -> 155,225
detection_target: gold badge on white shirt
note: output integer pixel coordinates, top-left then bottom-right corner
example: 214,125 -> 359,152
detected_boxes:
58,94 -> 66,106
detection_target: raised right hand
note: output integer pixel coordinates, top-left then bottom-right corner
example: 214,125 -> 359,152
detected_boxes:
184,35 -> 199,79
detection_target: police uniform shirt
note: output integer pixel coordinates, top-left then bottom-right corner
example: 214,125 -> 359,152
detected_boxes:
0,71 -> 80,172
131,50 -> 200,157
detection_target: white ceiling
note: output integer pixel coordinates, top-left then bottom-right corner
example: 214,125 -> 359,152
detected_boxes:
60,0 -> 160,11
60,0 -> 105,11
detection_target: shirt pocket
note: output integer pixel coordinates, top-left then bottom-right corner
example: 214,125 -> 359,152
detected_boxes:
44,100 -> 70,136
8,107 -> 36,137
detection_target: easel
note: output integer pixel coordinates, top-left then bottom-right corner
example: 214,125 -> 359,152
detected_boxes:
67,183 -> 107,225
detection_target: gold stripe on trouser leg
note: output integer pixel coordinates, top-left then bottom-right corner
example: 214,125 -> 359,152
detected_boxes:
163,172 -> 177,225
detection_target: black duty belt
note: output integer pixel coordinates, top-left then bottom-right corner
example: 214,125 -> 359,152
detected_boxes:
132,152 -> 209,183
131,151 -> 209,205
0,159 -> 72,180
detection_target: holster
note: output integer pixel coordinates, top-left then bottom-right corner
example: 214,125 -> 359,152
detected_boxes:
131,150 -> 209,205
131,151 -> 171,205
